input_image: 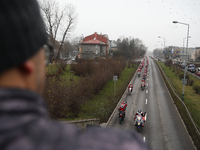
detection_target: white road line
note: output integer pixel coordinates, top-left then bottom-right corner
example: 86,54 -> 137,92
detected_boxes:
146,90 -> 148,94
143,137 -> 146,142
145,113 -> 147,121
146,99 -> 148,104
147,83 -> 148,86
147,78 -> 148,81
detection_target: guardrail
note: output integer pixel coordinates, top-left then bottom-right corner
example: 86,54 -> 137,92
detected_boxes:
66,118 -> 100,130
154,59 -> 200,137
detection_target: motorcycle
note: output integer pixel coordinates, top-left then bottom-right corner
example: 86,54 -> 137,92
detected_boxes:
141,83 -> 145,91
119,110 -> 125,124
128,87 -> 132,95
134,112 -> 146,131
138,72 -> 140,77
143,75 -> 146,81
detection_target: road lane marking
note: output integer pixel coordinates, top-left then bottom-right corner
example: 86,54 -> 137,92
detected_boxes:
146,99 -> 148,104
146,90 -> 148,94
147,78 -> 148,81
143,137 -> 146,142
145,113 -> 147,121
147,83 -> 148,86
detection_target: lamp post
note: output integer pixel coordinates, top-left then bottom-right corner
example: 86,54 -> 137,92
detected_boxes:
158,36 -> 165,68
173,21 -> 190,101
183,36 -> 191,61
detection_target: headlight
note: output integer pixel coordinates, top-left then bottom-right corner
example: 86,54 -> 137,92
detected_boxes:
138,122 -> 140,125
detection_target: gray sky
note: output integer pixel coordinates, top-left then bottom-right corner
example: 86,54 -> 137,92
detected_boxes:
52,0 -> 200,51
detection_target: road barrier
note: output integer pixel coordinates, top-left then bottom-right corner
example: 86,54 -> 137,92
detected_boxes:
66,118 -> 100,130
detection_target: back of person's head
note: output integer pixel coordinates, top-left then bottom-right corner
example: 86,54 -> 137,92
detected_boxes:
0,0 -> 47,74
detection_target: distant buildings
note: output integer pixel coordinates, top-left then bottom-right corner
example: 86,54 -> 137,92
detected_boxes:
109,40 -> 118,52
191,47 -> 200,61
79,32 -> 109,59
162,46 -> 200,62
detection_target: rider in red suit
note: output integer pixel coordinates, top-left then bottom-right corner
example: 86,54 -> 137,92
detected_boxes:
134,109 -> 146,126
128,83 -> 133,91
141,79 -> 146,87
118,102 -> 127,118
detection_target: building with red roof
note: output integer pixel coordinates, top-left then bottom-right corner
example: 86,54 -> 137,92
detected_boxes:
79,32 -> 109,59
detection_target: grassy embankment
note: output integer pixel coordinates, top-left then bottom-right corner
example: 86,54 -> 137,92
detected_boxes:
156,61 -> 200,149
62,64 -> 138,122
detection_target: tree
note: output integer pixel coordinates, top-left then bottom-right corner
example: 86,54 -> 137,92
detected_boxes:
40,0 -> 78,60
116,37 -> 147,59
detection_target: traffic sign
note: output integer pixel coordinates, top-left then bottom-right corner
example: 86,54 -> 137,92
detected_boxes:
182,79 -> 187,84
113,76 -> 118,81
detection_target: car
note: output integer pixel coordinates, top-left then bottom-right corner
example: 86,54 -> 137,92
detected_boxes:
180,63 -> 186,69
195,71 -> 200,76
62,57 -> 67,61
196,67 -> 200,72
188,67 -> 196,73
72,57 -> 76,61
173,61 -> 180,66
187,64 -> 196,71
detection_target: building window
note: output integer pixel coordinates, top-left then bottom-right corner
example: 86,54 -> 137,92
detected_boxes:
96,45 -> 98,48
96,50 -> 98,54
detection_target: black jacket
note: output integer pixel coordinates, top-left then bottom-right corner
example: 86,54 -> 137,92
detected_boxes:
0,88 -> 149,150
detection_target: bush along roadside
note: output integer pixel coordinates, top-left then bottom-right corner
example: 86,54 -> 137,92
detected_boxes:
78,63 -> 138,123
155,60 -> 200,150
43,57 -> 139,120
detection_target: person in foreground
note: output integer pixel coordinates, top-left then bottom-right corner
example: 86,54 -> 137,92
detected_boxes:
0,0 -> 150,150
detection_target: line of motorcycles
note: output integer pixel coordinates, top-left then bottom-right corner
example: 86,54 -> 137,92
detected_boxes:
119,57 -> 149,131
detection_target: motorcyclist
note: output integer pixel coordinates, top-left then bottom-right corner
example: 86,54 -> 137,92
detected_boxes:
118,102 -> 127,118
141,79 -> 146,88
128,83 -> 133,92
134,109 -> 146,126
143,73 -> 147,80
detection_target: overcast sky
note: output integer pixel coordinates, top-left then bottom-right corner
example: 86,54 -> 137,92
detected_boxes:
46,0 -> 200,51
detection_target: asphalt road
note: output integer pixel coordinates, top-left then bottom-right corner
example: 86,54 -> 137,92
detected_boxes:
107,57 -> 196,150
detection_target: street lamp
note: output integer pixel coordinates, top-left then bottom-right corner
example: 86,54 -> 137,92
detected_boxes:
173,21 -> 190,101
183,36 -> 191,61
158,36 -> 165,68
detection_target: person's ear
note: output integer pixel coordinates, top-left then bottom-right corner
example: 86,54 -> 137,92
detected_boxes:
18,60 -> 35,74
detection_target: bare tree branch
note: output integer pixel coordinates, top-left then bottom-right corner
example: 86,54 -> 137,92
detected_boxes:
40,1 -> 78,61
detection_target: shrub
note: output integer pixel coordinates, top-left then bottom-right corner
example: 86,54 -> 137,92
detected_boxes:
188,79 -> 194,86
193,85 -> 200,93
164,59 -> 172,67
179,73 -> 190,81
43,56 -> 130,119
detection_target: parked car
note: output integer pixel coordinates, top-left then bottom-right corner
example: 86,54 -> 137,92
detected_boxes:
195,71 -> 200,76
188,67 -> 196,73
72,56 -> 76,61
180,63 -> 186,69
196,67 -> 200,72
187,64 -> 196,71
173,61 -> 180,65
62,57 -> 67,61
